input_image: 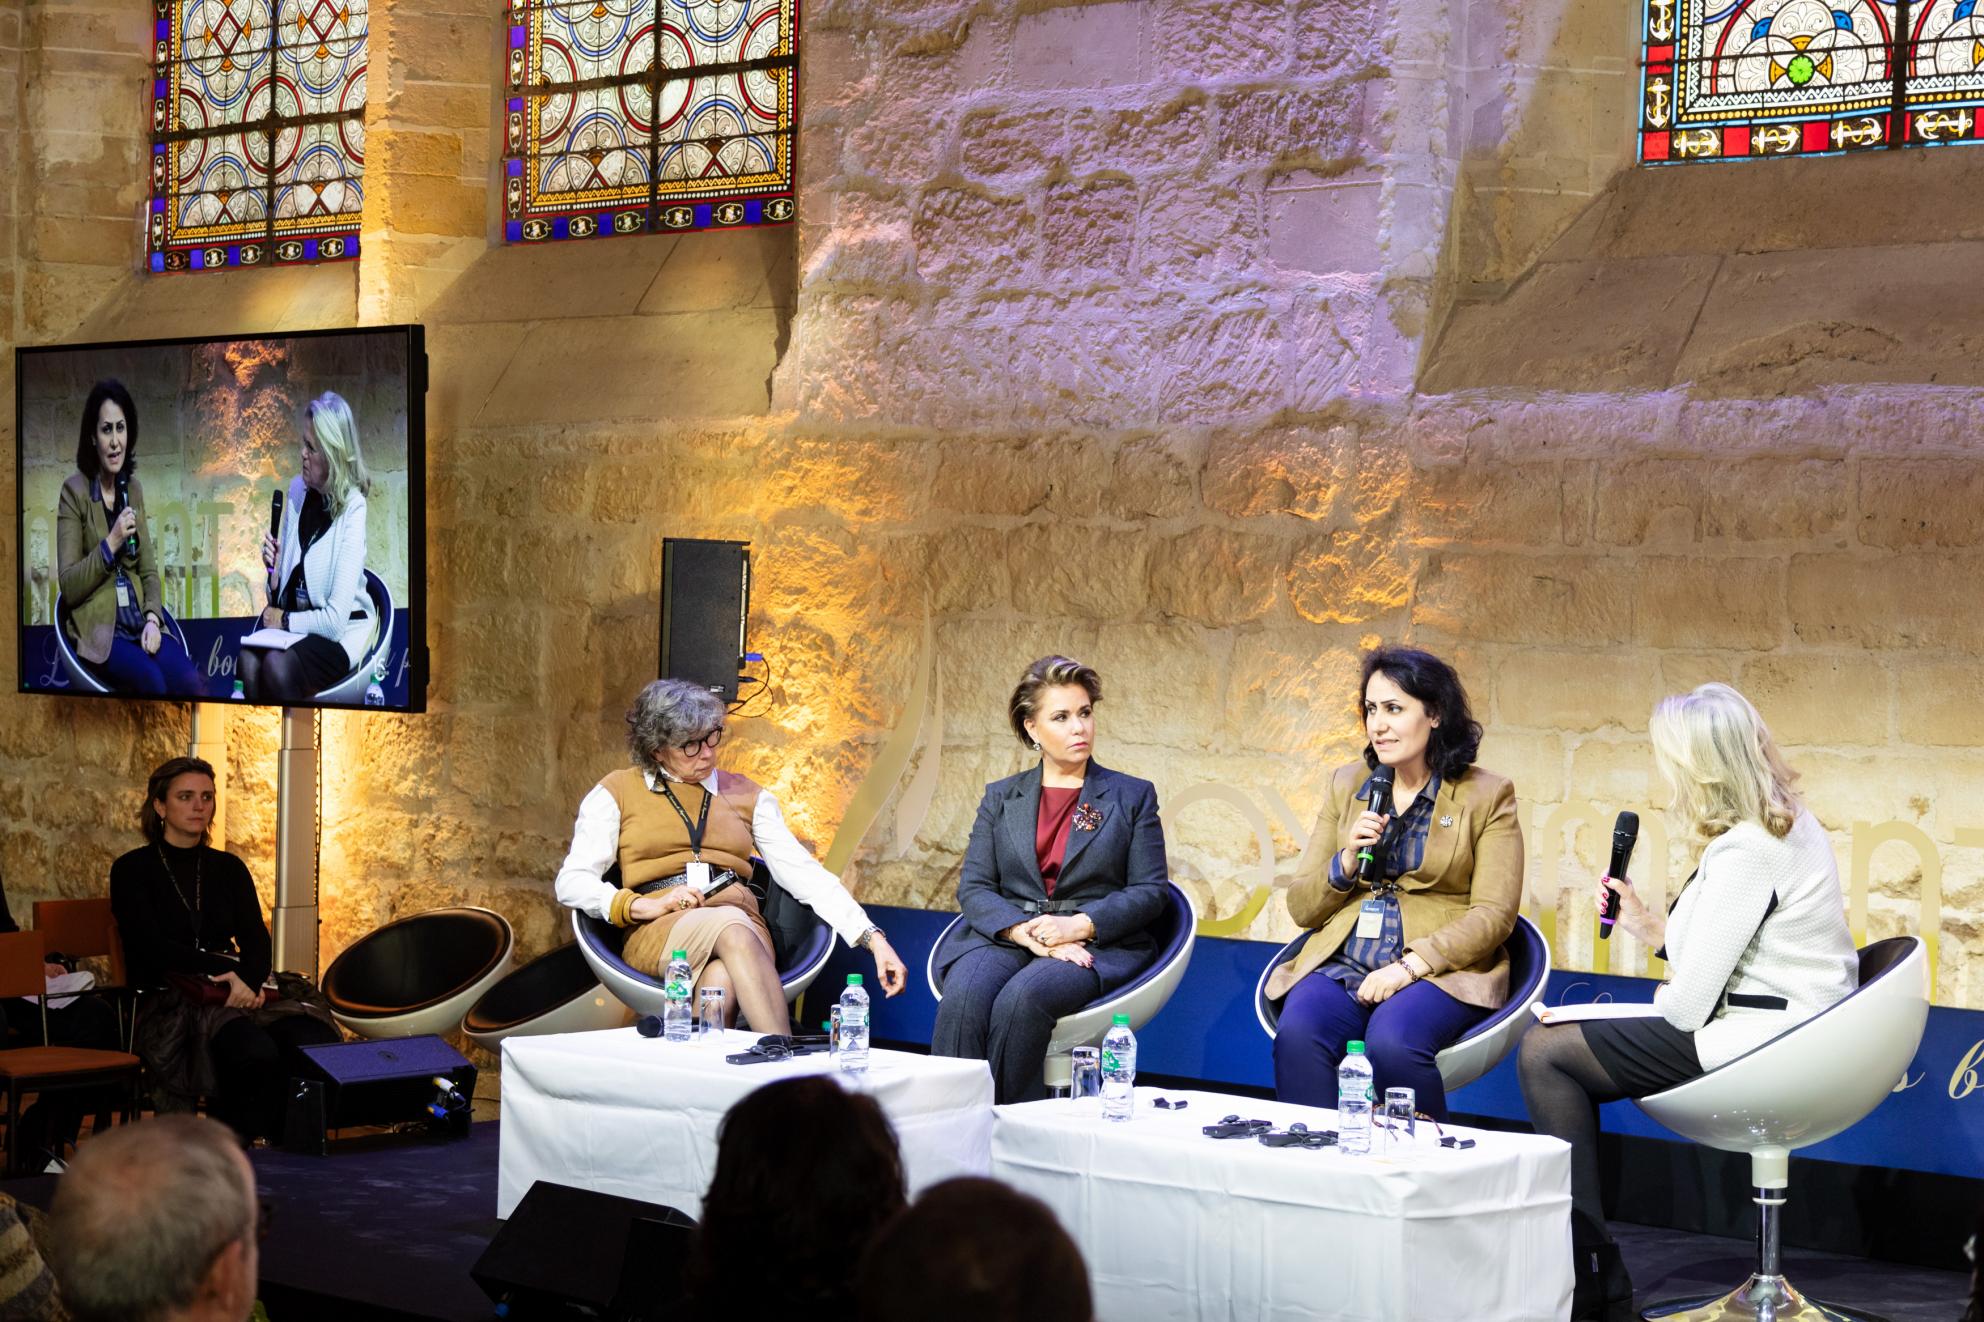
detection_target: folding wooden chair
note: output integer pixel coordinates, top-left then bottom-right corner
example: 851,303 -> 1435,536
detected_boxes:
0,931 -> 141,1174
32,899 -> 137,1048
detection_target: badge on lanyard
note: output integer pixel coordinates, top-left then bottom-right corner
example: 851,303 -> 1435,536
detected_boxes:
684,860 -> 713,892
115,578 -> 131,608
1355,899 -> 1384,941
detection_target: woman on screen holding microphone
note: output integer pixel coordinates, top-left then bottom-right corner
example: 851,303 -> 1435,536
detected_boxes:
1519,683 -> 1855,1320
239,392 -> 373,703
1266,646 -> 1521,1121
54,379 -> 205,695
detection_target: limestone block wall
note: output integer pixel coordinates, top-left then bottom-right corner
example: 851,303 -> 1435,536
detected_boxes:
0,0 -> 1977,1019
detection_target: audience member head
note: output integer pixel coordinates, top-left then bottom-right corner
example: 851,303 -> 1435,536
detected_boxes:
688,1076 -> 905,1315
141,756 -> 218,848
625,677 -> 727,783
1650,682 -> 1800,844
75,379 -> 139,484
48,1114 -> 259,1322
301,391 -> 370,516
1357,645 -> 1482,781
858,1177 -> 1093,1322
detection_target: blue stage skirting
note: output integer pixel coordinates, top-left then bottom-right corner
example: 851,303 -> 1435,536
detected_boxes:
815,904 -> 1984,1181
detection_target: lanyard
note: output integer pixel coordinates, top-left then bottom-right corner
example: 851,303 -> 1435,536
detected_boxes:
657,781 -> 711,861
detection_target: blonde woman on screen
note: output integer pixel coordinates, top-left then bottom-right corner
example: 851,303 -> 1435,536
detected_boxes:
239,392 -> 373,703
1518,683 -> 1855,1320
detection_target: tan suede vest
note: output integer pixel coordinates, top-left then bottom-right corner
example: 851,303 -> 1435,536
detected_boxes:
601,767 -> 760,886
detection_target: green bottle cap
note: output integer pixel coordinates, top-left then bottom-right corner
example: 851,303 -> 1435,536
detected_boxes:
671,950 -> 687,960
1347,1040 -> 1366,1054
847,974 -> 863,986
1113,1013 -> 1130,1027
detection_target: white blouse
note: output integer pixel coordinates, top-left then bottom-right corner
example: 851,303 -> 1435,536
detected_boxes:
553,770 -> 874,948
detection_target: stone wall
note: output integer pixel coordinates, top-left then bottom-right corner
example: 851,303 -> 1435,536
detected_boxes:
0,0 -> 1979,1019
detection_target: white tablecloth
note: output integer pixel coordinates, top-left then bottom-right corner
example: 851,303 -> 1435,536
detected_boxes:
992,1088 -> 1572,1322
498,1028 -> 995,1219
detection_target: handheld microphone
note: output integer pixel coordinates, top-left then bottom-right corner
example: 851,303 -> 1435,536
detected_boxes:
1598,810 -> 1639,940
635,1014 -> 663,1038
115,471 -> 138,557
268,488 -> 285,539
1357,764 -> 1396,884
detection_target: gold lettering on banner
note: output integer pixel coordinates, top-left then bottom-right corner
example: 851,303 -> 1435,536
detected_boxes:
1950,1041 -> 1984,1100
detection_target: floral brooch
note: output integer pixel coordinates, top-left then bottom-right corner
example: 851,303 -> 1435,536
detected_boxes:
1073,801 -> 1104,833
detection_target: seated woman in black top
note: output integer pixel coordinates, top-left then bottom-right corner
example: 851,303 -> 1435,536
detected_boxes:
112,756 -> 339,1140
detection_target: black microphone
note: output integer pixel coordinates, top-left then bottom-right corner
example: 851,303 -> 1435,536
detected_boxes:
635,1014 -> 663,1038
1357,764 -> 1396,884
268,488 -> 285,540
115,471 -> 138,558
1599,810 -> 1639,940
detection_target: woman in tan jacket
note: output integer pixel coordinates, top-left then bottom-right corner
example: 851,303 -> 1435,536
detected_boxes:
54,379 -> 204,696
1265,646 -> 1522,1119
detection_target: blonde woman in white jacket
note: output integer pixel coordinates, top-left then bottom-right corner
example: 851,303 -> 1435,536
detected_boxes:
1519,682 -> 1856,1321
239,392 -> 373,702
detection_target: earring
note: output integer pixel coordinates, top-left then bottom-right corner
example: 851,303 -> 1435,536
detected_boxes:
1032,741 -> 1042,753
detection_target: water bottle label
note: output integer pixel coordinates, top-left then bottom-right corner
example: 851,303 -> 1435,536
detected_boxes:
1102,1050 -> 1120,1071
843,1009 -> 866,1028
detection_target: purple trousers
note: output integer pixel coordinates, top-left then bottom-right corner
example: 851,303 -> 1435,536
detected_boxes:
1272,972 -> 1490,1121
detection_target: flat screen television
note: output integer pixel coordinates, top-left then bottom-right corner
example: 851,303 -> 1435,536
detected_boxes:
15,326 -> 427,711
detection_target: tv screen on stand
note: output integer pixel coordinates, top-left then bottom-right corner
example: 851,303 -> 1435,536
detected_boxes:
15,326 -> 427,711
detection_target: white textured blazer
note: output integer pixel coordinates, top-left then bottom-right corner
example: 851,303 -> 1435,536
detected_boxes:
1657,809 -> 1857,1071
272,476 -> 372,668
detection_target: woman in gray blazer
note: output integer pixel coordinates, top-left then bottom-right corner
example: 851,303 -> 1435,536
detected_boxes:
1519,683 -> 1856,1321
931,656 -> 1169,1104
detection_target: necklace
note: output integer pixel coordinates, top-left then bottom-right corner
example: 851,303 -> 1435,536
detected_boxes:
156,843 -> 203,943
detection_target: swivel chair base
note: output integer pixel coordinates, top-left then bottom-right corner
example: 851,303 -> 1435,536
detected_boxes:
1642,1277 -> 1887,1322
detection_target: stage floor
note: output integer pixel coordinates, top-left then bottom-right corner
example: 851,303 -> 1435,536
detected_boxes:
1,1120 -> 1970,1320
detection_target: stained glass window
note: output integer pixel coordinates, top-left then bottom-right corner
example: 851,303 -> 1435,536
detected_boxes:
502,0 -> 797,243
146,1 -> 367,272
1641,0 -> 1984,162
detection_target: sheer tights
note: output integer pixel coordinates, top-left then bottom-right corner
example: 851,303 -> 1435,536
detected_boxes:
1517,1022 -> 1629,1248
238,646 -> 308,704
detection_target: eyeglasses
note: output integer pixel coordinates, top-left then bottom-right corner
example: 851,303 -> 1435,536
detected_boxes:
1152,1097 -> 1189,1111
1371,1110 -> 1476,1149
677,727 -> 725,755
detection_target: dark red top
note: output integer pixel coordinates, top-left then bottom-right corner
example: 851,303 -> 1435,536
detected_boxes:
1036,786 -> 1082,898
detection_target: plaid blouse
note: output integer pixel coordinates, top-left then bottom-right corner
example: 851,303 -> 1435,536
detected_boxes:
1318,773 -> 1442,990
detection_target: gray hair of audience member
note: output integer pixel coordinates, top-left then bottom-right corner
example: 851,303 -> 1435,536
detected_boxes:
625,678 -> 727,769
856,1176 -> 1095,1322
48,1114 -> 254,1322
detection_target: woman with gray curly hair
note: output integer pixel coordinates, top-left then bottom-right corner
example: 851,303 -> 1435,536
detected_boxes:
555,679 -> 907,1032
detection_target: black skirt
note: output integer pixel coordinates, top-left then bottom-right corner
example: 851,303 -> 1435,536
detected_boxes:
286,633 -> 352,691
1585,1014 -> 1706,1096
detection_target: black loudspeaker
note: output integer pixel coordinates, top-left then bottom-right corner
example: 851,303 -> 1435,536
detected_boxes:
281,1035 -> 476,1152
659,538 -> 749,701
472,1181 -> 696,1320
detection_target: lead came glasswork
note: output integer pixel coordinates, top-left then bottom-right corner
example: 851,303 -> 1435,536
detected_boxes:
1641,0 -> 1984,162
147,0 -> 368,272
503,0 -> 798,243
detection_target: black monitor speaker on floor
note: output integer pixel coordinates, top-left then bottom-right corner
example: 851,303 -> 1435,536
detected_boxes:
659,537 -> 749,701
473,1181 -> 696,1320
281,1035 -> 475,1153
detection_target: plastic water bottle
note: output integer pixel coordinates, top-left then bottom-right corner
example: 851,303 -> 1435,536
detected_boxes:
1337,1040 -> 1374,1154
363,652 -> 387,706
837,975 -> 869,1074
229,679 -> 245,700
1100,1014 -> 1137,1122
662,950 -> 693,1042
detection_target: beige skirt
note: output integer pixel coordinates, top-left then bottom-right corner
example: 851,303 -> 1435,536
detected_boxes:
621,885 -> 776,981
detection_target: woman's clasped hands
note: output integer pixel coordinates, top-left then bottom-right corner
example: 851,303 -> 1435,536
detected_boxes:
1003,913 -> 1096,967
